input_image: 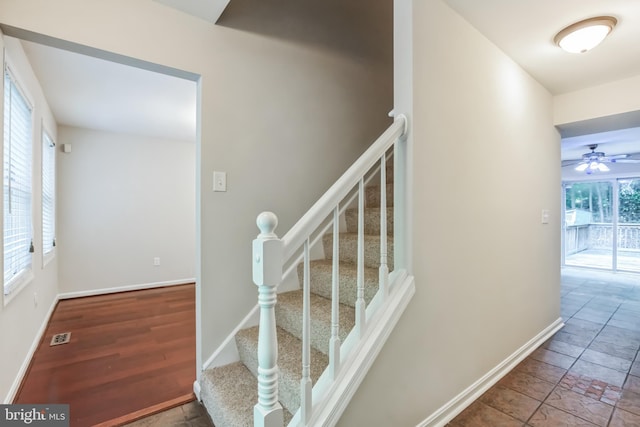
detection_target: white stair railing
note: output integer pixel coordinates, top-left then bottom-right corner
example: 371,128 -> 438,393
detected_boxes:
252,115 -> 407,427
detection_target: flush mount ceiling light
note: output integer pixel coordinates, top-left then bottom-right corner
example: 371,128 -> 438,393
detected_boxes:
554,16 -> 617,53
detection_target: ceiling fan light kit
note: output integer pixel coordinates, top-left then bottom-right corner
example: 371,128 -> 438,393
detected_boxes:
554,16 -> 617,53
567,144 -> 640,174
575,162 -> 609,174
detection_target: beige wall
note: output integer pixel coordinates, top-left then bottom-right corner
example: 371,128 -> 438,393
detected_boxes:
339,0 -> 561,425
554,75 -> 640,126
56,126 -> 196,295
0,35 -> 59,402
0,0 -> 393,395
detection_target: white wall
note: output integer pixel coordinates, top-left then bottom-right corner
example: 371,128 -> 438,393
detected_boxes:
338,0 -> 561,425
0,0 -> 393,385
0,35 -> 59,402
56,126 -> 196,295
554,75 -> 640,126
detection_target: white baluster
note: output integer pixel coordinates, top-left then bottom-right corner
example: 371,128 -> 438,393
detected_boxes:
394,116 -> 409,273
355,179 -> 366,337
252,212 -> 284,427
329,206 -> 340,379
379,155 -> 389,298
301,238 -> 312,424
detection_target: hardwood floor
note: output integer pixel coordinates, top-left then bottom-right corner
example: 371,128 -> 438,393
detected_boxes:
14,284 -> 198,427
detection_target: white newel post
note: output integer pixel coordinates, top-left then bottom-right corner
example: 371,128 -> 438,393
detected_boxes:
253,212 -> 284,427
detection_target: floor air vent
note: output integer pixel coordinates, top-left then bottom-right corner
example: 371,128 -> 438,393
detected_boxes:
50,332 -> 71,346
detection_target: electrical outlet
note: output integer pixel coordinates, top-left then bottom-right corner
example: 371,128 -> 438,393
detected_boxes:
33,292 -> 38,308
153,257 -> 160,266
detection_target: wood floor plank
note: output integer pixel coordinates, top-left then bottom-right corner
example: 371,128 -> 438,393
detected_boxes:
14,283 -> 197,427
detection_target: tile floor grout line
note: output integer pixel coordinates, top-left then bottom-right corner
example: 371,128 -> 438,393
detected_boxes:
559,284 -> 633,427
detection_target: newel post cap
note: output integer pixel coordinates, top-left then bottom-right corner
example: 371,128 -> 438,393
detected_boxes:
253,212 -> 283,287
257,211 -> 278,239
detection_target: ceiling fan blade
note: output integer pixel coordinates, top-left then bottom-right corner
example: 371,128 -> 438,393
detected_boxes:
611,159 -> 640,164
607,154 -> 631,160
562,160 -> 583,167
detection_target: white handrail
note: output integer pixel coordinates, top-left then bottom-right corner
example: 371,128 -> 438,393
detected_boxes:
252,115 -> 408,427
279,148 -> 394,288
281,116 -> 406,260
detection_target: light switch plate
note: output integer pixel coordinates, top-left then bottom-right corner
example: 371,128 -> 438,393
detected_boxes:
541,209 -> 550,224
213,171 -> 227,192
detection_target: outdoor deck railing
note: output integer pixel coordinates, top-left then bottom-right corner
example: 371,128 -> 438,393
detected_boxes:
565,223 -> 640,254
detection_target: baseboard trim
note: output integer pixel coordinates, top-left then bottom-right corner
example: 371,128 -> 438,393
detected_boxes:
417,317 -> 564,427
193,380 -> 202,402
4,294 -> 60,404
57,278 -> 196,300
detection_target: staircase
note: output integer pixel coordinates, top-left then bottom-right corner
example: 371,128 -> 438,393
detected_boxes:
198,117 -> 413,427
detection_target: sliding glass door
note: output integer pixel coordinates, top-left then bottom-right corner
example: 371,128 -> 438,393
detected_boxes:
563,178 -> 640,273
618,179 -> 640,272
564,181 -> 613,270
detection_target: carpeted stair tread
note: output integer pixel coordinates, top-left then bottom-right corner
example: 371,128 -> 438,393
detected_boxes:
236,326 -> 328,414
200,361 -> 293,427
344,206 -> 394,235
365,183 -> 394,208
322,232 -> 394,270
276,289 -> 354,356
298,259 -> 378,307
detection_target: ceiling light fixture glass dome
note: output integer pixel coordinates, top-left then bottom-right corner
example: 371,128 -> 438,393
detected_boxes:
554,16 -> 617,54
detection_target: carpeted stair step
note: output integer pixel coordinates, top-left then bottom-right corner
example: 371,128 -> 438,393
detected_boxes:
344,206 -> 394,235
235,326 -> 328,415
297,259 -> 378,307
275,290 -> 354,356
365,183 -> 394,208
200,361 -> 293,427
322,232 -> 394,270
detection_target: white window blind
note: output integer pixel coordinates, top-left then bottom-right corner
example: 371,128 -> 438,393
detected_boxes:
4,69 -> 33,295
42,130 -> 55,256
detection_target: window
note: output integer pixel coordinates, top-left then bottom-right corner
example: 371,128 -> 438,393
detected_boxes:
3,68 -> 33,296
42,129 -> 55,257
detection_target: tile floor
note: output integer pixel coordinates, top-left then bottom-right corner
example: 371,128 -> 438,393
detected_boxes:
449,267 -> 640,427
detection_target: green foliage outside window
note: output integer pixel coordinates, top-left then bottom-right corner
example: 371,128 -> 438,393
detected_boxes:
565,179 -> 640,223
619,179 -> 640,223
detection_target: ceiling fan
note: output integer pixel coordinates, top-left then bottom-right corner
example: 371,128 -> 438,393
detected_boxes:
563,144 -> 640,174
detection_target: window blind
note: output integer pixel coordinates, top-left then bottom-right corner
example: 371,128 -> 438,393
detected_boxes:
4,69 -> 33,295
42,130 -> 55,255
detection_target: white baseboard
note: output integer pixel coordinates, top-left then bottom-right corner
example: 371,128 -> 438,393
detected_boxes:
4,294 -> 60,404
57,278 -> 195,300
193,380 -> 202,402
417,317 -> 565,427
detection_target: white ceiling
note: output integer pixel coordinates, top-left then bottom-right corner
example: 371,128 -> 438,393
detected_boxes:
153,0 -> 230,23
443,0 -> 640,167
443,0 -> 640,95
18,38 -> 197,142
10,1 -> 640,160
